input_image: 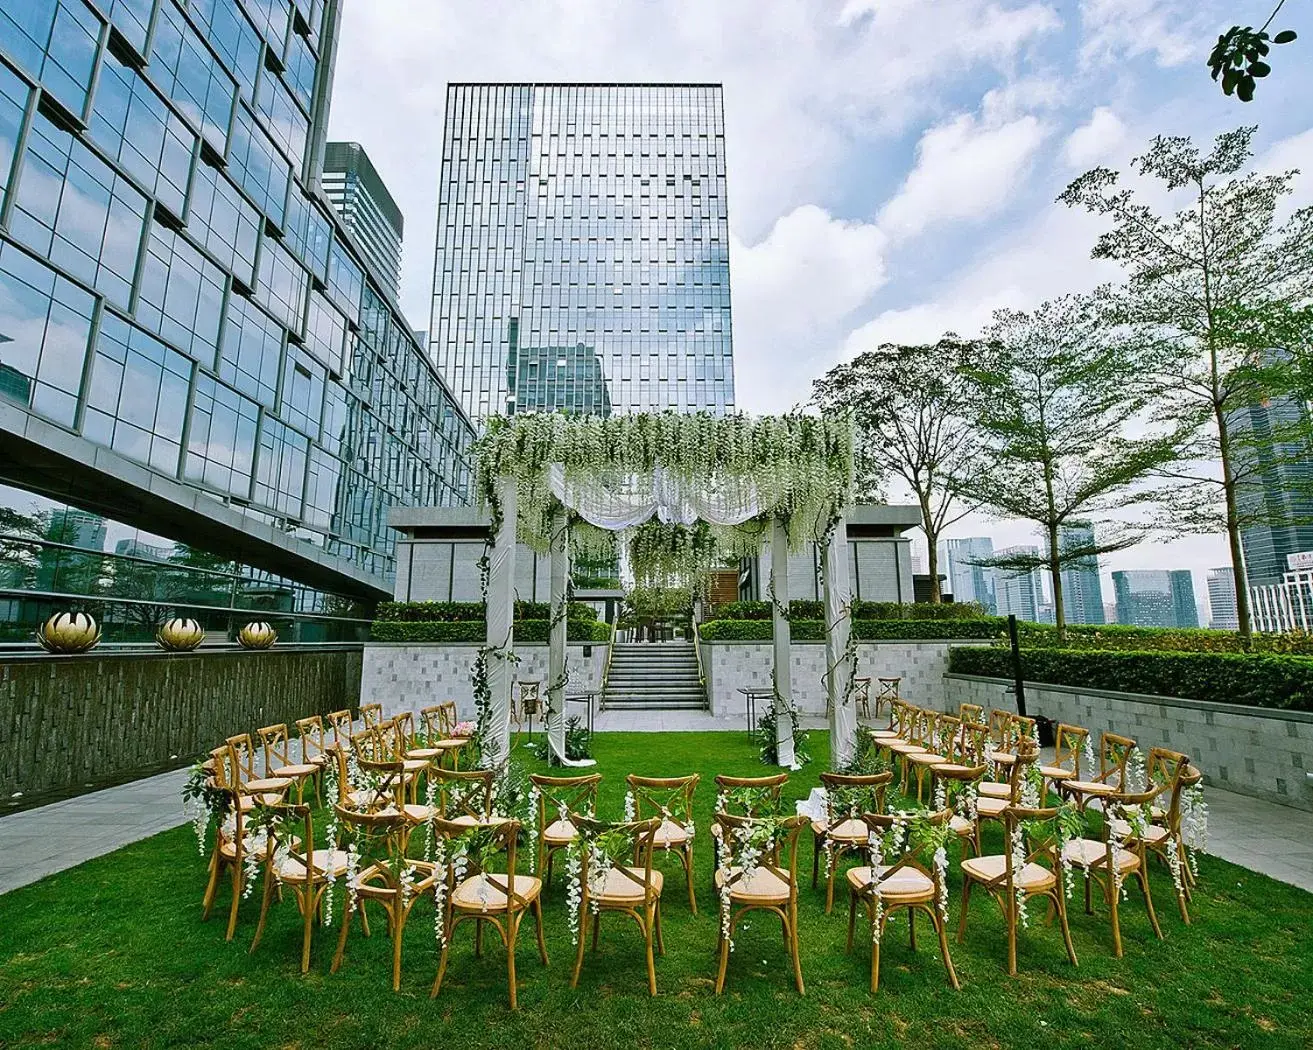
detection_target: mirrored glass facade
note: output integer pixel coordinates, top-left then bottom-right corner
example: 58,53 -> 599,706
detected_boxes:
432,83 -> 735,420
0,0 -> 475,611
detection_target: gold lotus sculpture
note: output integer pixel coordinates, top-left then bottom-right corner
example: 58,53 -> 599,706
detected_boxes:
238,621 -> 277,649
157,617 -> 204,652
36,611 -> 101,654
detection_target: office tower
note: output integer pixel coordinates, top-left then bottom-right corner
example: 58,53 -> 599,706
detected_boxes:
432,83 -> 735,420
1058,521 -> 1106,625
322,141 -> 403,301
994,545 -> 1042,622
0,0 -> 475,642
1231,393 -> 1313,590
1207,566 -> 1240,630
114,538 -> 170,561
941,536 -> 997,612
45,509 -> 107,552
1112,569 -> 1199,628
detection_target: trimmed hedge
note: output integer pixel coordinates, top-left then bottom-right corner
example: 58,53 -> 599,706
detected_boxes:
948,645 -> 1313,713
375,601 -> 600,624
1014,622 -> 1313,656
699,618 -> 1006,642
371,618 -> 610,643
713,600 -> 988,622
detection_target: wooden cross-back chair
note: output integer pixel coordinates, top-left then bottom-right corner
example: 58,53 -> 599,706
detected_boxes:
430,816 -> 547,1010
432,767 -> 502,827
710,772 -> 790,884
974,736 -> 1041,850
713,812 -> 808,995
952,720 -> 990,768
1133,748 -> 1203,922
514,680 -> 541,726
906,713 -> 961,802
957,702 -> 984,725
846,808 -> 960,993
257,723 -> 319,803
882,706 -> 931,786
294,715 -> 332,788
569,815 -> 664,995
876,677 -> 901,707
852,677 -> 872,719
985,708 -> 1013,747
1038,723 -> 1089,792
625,773 -> 700,913
249,801 -> 350,973
812,770 -> 893,913
528,772 -> 602,884
870,698 -> 908,745
981,713 -> 1036,800
1062,784 -> 1165,957
330,804 -> 439,991
325,709 -> 354,751
358,702 -> 385,730
958,802 -> 1079,976
930,761 -> 988,859
416,704 -> 467,769
1060,731 -> 1137,810
225,733 -> 292,797
199,781 -> 250,942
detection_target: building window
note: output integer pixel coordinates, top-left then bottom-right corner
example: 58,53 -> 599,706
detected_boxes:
254,416 -> 308,517
218,295 -> 281,406
185,373 -> 258,497
136,222 -> 227,366
254,235 -> 308,335
187,158 -> 260,288
151,2 -> 238,154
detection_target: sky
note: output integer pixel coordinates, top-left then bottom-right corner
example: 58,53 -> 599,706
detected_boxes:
325,0 -> 1313,622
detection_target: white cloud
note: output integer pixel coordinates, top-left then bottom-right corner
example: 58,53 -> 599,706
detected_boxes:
879,113 -> 1050,240
1062,106 -> 1127,167
1078,0 -> 1208,68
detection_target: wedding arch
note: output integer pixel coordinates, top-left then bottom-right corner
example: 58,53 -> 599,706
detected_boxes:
471,411 -> 859,770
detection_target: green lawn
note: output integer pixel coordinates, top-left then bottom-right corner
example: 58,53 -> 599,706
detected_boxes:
2,731 -> 1311,1049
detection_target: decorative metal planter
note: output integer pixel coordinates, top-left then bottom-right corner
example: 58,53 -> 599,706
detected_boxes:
157,617 -> 204,652
36,611 -> 101,654
237,621 -> 277,650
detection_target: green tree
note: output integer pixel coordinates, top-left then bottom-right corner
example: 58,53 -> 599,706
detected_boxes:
1207,4 -> 1298,101
957,297 -> 1178,637
812,339 -> 980,602
1060,127 -> 1313,642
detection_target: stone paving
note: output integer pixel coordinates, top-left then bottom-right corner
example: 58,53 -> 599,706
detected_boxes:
2,720 -> 1310,896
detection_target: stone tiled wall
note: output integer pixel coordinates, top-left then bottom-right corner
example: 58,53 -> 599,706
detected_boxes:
361,643 -> 607,720
944,673 -> 1313,812
702,640 -> 988,717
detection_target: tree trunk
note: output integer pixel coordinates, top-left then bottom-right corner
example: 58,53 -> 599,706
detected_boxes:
1216,406 -> 1252,645
1048,521 -> 1066,641
923,503 -> 942,603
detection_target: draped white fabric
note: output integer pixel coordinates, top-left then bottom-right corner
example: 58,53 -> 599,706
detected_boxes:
548,464 -> 762,531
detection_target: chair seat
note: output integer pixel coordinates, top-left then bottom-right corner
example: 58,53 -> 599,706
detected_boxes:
403,803 -> 438,824
869,730 -> 900,741
714,864 -> 792,904
591,866 -> 664,904
653,818 -> 691,847
1109,818 -> 1170,845
433,738 -> 468,750
1062,780 -> 1114,797
950,814 -> 973,837
811,817 -> 867,844
236,792 -> 285,810
986,751 -> 1016,766
847,864 -> 935,902
277,848 -> 351,882
931,762 -> 976,775
451,872 -> 541,911
405,747 -> 445,760
242,777 -> 292,793
976,795 -> 1009,816
401,759 -> 431,773
907,751 -> 948,766
978,782 -> 1011,799
887,742 -> 928,756
271,763 -> 319,779
543,817 -> 578,845
961,854 -> 1057,891
1062,838 -> 1140,872
1038,765 -> 1076,780
448,814 -> 509,829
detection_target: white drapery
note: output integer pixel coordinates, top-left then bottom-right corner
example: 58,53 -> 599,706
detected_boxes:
548,464 -> 762,531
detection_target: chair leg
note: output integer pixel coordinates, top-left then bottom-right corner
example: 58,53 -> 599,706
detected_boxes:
1139,866 -> 1163,940
571,909 -> 587,989
1056,890 -> 1078,966
789,901 -> 805,995
684,846 -> 697,915
225,861 -> 243,942
812,833 -> 821,888
300,888 -> 315,973
590,912 -> 601,951
532,897 -> 550,964
202,853 -> 221,918
250,869 -> 276,954
870,910 -> 881,994
908,906 -> 916,950
933,907 -> 960,990
1109,877 -> 1124,958
714,918 -> 731,994
825,859 -> 837,915
507,913 -> 520,1011
846,889 -> 857,952
476,917 -> 485,958
1006,893 -> 1018,976
391,906 -> 406,992
332,897 -> 353,973
956,875 -> 972,944
655,899 -> 665,955
644,904 -> 658,996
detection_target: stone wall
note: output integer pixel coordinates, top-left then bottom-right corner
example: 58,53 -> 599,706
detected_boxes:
702,639 -> 988,718
361,642 -> 608,720
2,646 -> 363,804
944,673 -> 1313,812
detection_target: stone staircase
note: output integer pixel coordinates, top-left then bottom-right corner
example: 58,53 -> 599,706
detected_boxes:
602,641 -> 707,710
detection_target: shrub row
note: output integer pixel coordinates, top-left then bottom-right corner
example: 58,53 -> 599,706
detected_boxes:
1014,622 -> 1313,655
948,645 -> 1313,713
712,600 -> 988,622
371,618 -> 610,643
375,601 -> 599,624
698,618 -> 1006,642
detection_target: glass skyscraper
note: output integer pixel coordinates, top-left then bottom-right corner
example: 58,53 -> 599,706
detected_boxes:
0,0 -> 474,641
1057,521 -> 1106,625
322,140 -> 403,302
431,83 -> 735,421
1112,569 -> 1199,628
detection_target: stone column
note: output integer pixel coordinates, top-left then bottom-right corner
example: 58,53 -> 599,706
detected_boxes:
547,508 -> 569,764
484,475 -> 517,766
822,513 -> 856,768
770,516 -> 796,767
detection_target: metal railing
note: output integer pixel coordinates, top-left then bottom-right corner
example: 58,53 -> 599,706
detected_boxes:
601,614 -> 619,693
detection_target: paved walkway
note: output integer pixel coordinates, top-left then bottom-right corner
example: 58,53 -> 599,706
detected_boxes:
3,727 -> 1310,896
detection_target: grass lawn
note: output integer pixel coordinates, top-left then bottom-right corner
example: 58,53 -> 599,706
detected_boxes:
1,731 -> 1311,1049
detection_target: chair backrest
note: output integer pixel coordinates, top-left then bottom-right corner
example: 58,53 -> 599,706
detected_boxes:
889,700 -> 916,738
570,815 -> 661,905
295,715 -> 326,764
419,704 -> 443,743
260,802 -> 317,888
226,733 -> 258,785
1053,724 -> 1089,776
438,701 -> 462,737
625,773 -> 699,827
819,770 -> 893,823
958,720 -> 990,765
857,808 -> 952,889
852,677 -> 871,703
258,723 -> 293,772
209,744 -> 235,790
876,677 -> 901,700
933,714 -> 961,758
1011,715 -> 1037,747
1001,803 -> 1067,885
431,816 -> 528,908
931,762 -> 987,814
359,702 -> 384,730
350,727 -> 392,765
1003,736 -> 1041,803
529,773 -> 602,830
389,712 -> 417,756
958,702 -> 984,725
986,708 -> 1012,746
712,812 -> 808,891
326,709 -> 354,748
713,773 -> 789,815
1099,732 -> 1137,787
433,767 -> 497,821
335,802 -> 408,872
1147,747 -> 1197,831
354,753 -> 409,812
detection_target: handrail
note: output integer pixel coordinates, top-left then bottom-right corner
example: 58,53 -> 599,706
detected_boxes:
691,601 -> 706,687
601,614 -> 619,692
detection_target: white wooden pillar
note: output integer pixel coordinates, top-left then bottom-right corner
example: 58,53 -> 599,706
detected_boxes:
822,513 -> 856,768
546,508 -> 569,764
770,516 -> 795,767
484,475 -> 517,767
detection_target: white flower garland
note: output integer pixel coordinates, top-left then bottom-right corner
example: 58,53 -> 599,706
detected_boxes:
1082,734 -> 1097,777
1009,824 -> 1030,928
1181,783 -> 1208,878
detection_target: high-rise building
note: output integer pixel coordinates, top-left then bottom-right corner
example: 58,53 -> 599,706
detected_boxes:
322,141 -> 403,302
1231,393 -> 1313,590
940,537 -> 996,613
1207,566 -> 1240,630
1112,569 -> 1199,628
994,545 -> 1042,622
432,83 -> 735,421
0,0 -> 475,641
1058,521 -> 1105,625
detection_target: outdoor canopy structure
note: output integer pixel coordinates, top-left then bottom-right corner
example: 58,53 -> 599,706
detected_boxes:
471,411 -> 859,770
